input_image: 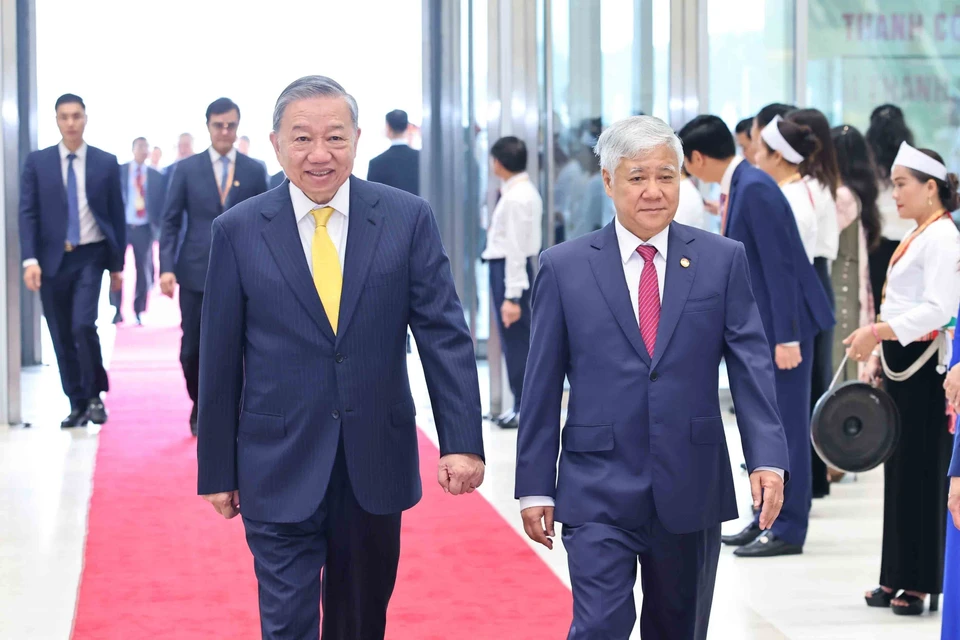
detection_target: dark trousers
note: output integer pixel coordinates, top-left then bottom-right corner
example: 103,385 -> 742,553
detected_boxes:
178,288 -> 203,404
40,242 -> 110,408
810,256 -> 835,497
109,223 -> 154,315
563,517 -> 721,639
754,338 -> 815,546
243,438 -> 402,640
488,258 -> 532,413
869,238 -> 898,318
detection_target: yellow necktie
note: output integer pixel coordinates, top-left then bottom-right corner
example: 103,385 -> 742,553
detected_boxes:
310,206 -> 342,333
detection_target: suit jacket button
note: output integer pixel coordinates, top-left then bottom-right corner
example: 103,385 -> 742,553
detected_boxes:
335,354 -> 345,363
332,410 -> 341,420
650,371 -> 659,382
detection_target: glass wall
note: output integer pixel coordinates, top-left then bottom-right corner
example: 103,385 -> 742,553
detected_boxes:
708,0 -> 795,131
807,0 -> 960,174
547,0 -> 670,243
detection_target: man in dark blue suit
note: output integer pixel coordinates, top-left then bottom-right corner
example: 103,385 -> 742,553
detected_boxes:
366,109 -> 419,196
197,76 -> 485,640
109,136 -> 165,325
19,94 -> 125,427
516,116 -> 789,639
681,115 -> 834,558
159,98 -> 268,435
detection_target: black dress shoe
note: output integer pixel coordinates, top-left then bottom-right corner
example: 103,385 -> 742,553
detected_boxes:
87,398 -> 108,425
190,403 -> 198,437
496,410 -> 517,425
733,532 -> 803,557
61,407 -> 90,429
721,522 -> 761,546
112,310 -> 123,324
499,415 -> 519,429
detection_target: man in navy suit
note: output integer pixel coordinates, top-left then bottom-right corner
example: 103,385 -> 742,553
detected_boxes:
680,115 -> 834,558
516,116 -> 789,639
109,136 -> 165,325
366,109 -> 419,196
159,98 -> 268,436
197,76 -> 485,640
19,94 -> 125,428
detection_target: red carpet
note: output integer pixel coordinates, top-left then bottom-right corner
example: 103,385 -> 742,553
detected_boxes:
72,255 -> 571,639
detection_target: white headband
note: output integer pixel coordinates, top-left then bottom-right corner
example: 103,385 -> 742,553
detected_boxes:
892,141 -> 947,181
760,115 -> 805,165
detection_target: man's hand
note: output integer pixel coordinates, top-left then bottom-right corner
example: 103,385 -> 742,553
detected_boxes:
23,265 -> 42,291
945,363 -> 960,408
750,469 -> 784,530
501,300 -> 522,329
438,453 -> 484,495
160,272 -> 177,298
949,477 -> 960,531
110,272 -> 123,292
774,344 -> 802,370
203,491 -> 240,519
521,506 -> 555,550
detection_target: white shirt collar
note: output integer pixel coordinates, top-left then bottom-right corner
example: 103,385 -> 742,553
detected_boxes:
208,146 -> 238,164
501,172 -> 530,195
289,178 -> 351,224
59,141 -> 87,160
390,138 -> 409,147
614,216 -> 670,264
720,155 -> 745,196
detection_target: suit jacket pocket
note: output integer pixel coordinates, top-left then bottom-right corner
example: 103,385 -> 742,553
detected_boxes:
563,424 -> 614,452
238,410 -> 285,440
683,294 -> 720,313
690,416 -> 724,444
390,397 -> 417,429
366,268 -> 405,289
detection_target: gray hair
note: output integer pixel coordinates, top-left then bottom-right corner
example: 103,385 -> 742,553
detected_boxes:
272,75 -> 359,133
594,116 -> 684,175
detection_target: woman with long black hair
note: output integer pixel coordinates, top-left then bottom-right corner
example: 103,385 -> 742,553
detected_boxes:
865,104 -> 915,316
845,143 -> 960,616
830,125 -> 881,382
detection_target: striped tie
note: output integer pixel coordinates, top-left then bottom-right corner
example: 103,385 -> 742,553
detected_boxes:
637,245 -> 660,357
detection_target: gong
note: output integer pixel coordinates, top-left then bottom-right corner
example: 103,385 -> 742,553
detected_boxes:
811,380 -> 900,473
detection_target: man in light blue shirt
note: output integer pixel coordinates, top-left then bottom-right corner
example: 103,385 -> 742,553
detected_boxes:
109,137 -> 165,324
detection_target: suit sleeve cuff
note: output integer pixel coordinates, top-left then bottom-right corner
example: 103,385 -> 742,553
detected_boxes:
754,466 -> 785,480
505,286 -> 524,300
22,258 -> 38,268
519,495 -> 555,510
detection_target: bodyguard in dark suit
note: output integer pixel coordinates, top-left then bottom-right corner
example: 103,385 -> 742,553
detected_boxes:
160,98 -> 268,435
197,76 -> 485,640
680,115 -> 834,558
109,137 -> 165,324
366,109 -> 419,196
19,94 -> 125,427
269,170 -> 286,189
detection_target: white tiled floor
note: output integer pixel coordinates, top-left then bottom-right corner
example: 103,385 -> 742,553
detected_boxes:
0,301 -> 944,639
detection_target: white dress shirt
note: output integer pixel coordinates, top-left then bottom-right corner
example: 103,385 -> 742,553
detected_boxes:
208,146 -> 238,192
720,156 -> 745,200
289,179 -> 350,272
519,217 -> 782,511
780,180 -> 818,264
481,172 -> 544,299
881,217 -> 960,349
806,177 -> 839,261
675,177 -> 708,231
23,141 -> 105,268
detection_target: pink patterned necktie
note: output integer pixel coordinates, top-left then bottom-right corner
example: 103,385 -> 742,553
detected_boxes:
637,245 -> 660,357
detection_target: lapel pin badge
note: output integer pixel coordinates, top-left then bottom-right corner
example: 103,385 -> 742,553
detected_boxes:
234,180 -> 240,187
680,257 -> 691,268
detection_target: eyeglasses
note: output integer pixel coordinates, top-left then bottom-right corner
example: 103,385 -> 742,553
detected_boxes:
209,122 -> 239,132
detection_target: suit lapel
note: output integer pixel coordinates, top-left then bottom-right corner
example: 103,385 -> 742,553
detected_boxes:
725,161 -> 746,232
335,177 -> 383,347
260,192 -> 337,343
589,223 -> 651,365
651,223 -> 697,370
